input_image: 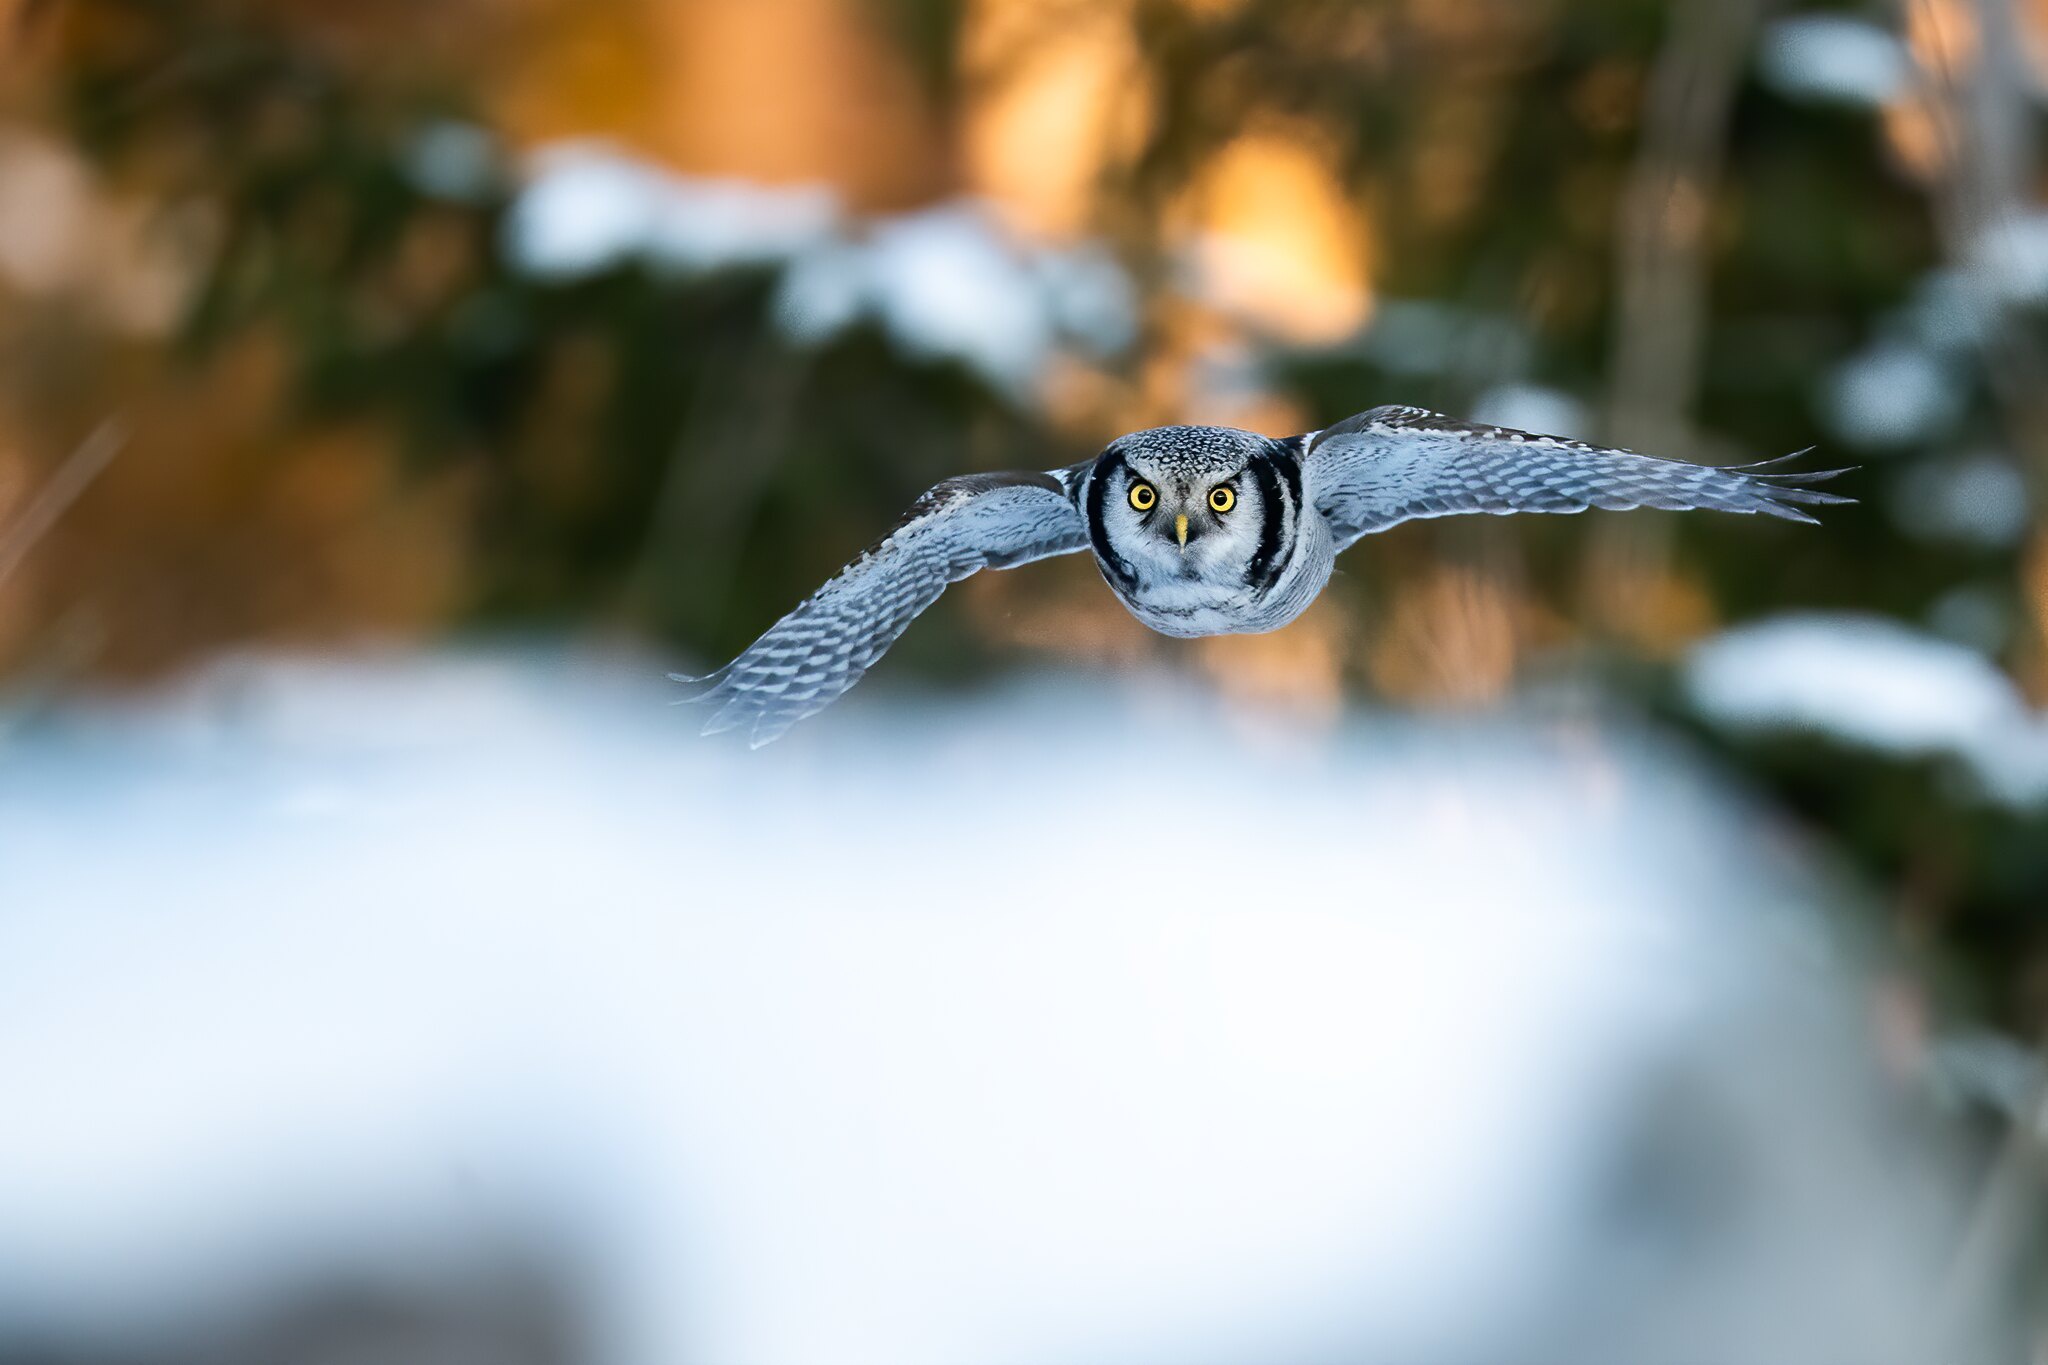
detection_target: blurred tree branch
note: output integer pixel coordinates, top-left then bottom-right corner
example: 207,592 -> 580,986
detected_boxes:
1588,0 -> 1769,643
1902,0 -> 2048,476
0,418 -> 124,589
1606,0 -> 1772,457
1930,1031 -> 2048,1363
1899,0 -> 2048,700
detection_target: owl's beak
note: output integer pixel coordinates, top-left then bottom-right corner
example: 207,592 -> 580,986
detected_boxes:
1174,514 -> 1189,550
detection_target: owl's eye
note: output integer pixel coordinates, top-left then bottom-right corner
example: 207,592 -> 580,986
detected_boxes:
1209,486 -> 1237,513
1129,482 -> 1156,511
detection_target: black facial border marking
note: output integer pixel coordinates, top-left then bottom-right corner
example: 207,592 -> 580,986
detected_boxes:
1270,437 -> 1304,516
1085,448 -> 1139,592
1244,455 -> 1286,591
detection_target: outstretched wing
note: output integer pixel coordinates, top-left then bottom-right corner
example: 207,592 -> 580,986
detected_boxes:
1303,405 -> 1853,552
675,468 -> 1089,746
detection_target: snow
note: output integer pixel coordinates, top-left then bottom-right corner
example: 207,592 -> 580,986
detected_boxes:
775,202 -> 1134,395
1758,16 -> 1910,109
1031,239 -> 1140,356
850,206 -> 1059,384
0,650 -> 1973,1363
1904,267 -> 1995,352
1686,612 -> 2048,806
1970,211 -> 2048,304
1819,340 -> 1963,450
503,143 -> 1134,396
503,142 -> 841,281
1469,384 -> 1591,441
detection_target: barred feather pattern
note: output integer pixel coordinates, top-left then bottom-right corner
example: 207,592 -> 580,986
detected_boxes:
673,470 -> 1088,747
1305,405 -> 1854,551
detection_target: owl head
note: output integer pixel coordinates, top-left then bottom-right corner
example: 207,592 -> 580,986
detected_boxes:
1092,425 -> 1279,582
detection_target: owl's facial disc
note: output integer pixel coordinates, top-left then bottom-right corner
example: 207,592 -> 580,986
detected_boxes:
1105,449 -> 1264,583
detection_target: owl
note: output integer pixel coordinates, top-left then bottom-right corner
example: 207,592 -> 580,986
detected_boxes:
677,405 -> 1851,745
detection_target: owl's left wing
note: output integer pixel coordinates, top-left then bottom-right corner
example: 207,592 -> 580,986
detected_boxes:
674,468 -> 1089,747
1303,405 -> 1852,552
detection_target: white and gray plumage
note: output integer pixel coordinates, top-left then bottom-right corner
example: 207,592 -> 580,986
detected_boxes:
676,405 -> 1851,745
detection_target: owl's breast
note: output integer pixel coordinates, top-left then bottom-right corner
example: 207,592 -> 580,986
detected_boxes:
1098,524 -> 1334,639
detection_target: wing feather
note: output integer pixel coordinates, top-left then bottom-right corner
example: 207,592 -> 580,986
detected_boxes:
674,468 -> 1088,746
1303,405 -> 1853,551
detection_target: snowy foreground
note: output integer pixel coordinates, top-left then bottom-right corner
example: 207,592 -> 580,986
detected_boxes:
0,651 -> 1985,1365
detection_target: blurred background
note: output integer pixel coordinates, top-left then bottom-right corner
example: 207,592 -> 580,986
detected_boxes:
2,0 -> 2047,1362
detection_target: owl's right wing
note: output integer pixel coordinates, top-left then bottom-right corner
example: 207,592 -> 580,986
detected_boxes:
1302,405 -> 1852,553
675,467 -> 1090,746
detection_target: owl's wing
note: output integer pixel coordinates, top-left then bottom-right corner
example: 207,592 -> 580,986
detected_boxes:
1302,405 -> 1853,552
674,467 -> 1090,746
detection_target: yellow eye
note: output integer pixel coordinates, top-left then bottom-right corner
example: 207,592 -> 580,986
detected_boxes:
1129,482 -> 1156,511
1209,486 -> 1236,513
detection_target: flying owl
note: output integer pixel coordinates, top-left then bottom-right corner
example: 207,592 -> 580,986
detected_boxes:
676,405 -> 1851,745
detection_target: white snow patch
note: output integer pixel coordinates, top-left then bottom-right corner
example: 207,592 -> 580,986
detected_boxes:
1905,268 -> 1994,352
1758,16 -> 1910,109
1969,211 -> 2048,304
1469,384 -> 1591,440
504,142 -> 841,280
1033,240 -> 1140,357
0,649 -> 1949,1365
775,201 -> 1134,396
785,203 -> 1045,390
1686,612 -> 2048,805
504,144 -> 1133,395
1820,341 -> 1962,450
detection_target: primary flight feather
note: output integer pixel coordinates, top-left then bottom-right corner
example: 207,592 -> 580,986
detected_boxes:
677,405 -> 1852,745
